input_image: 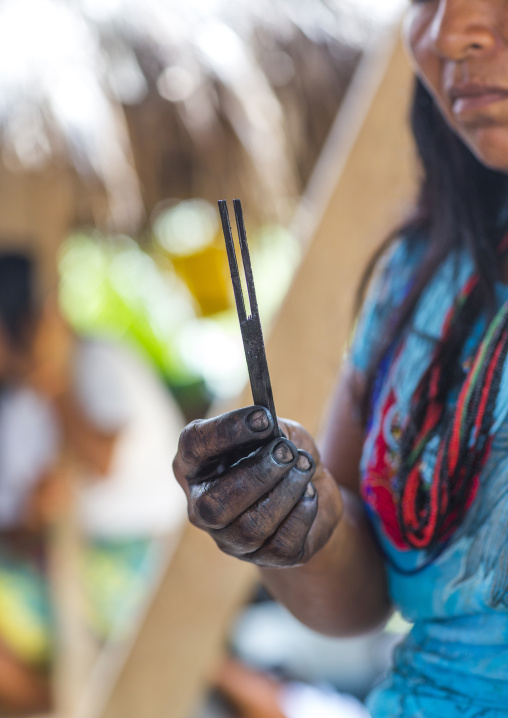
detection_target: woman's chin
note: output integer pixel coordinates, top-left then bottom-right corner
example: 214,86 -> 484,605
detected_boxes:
462,127 -> 508,175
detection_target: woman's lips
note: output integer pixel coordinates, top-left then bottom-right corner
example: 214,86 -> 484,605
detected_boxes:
450,85 -> 508,115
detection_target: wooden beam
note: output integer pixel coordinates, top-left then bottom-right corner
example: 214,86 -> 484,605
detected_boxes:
75,528 -> 256,718
81,25 -> 417,718
273,30 -> 417,435
48,489 -> 97,718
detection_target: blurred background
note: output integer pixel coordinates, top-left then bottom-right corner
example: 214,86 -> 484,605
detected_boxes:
0,1 -> 411,717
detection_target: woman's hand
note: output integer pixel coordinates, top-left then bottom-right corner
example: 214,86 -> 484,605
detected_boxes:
173,406 -> 343,568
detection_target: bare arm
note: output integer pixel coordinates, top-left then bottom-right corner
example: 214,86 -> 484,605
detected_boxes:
260,491 -> 390,636
259,365 -> 391,636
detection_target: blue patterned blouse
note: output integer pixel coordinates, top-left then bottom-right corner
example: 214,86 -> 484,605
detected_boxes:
351,238 -> 508,717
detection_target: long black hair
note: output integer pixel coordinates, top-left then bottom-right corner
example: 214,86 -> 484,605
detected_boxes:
0,252 -> 36,349
360,78 -> 508,415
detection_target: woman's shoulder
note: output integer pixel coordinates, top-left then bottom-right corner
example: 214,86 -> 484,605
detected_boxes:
373,233 -> 427,299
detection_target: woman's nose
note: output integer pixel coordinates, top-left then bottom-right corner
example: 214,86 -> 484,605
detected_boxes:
429,0 -> 497,61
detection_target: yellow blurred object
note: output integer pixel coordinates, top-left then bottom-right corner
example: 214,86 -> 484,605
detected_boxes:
171,242 -> 231,317
0,566 -> 51,666
153,198 -> 234,316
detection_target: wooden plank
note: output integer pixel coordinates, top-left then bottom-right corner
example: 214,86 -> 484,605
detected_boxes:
0,168 -> 89,718
76,526 -> 256,718
273,30 -> 417,435
48,487 -> 97,718
83,25 -> 416,718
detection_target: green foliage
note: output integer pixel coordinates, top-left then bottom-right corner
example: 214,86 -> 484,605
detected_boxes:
58,232 -> 196,384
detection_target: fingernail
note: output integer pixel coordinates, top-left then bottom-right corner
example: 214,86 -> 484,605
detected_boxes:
272,441 -> 295,465
304,482 -> 316,499
297,453 -> 313,472
247,409 -> 270,432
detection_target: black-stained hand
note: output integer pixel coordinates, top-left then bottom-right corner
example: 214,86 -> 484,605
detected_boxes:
173,406 -> 343,568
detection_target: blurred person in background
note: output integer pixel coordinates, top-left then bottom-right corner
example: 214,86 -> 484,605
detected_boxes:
0,252 -> 185,714
174,1 -> 508,716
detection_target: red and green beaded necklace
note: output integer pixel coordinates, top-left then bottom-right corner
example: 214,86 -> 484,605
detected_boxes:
364,236 -> 508,554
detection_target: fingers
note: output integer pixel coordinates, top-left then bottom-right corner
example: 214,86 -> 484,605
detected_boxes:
300,467 -> 343,559
278,418 -> 321,464
231,465 -> 341,569
210,451 -> 316,553
190,438 -> 303,530
173,409 -> 342,570
175,406 -> 275,481
246,486 -> 318,567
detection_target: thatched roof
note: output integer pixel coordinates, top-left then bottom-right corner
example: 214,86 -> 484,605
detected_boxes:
0,0 -> 143,230
0,0 -> 377,232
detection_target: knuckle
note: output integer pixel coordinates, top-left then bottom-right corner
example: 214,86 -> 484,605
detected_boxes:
212,534 -> 241,558
187,504 -> 200,527
178,420 -> 205,464
269,512 -> 314,565
289,545 -> 307,566
172,453 -> 182,478
221,413 -> 242,445
235,511 -> 271,551
269,536 -> 305,566
248,467 -> 273,493
249,455 -> 288,492
193,486 -> 230,529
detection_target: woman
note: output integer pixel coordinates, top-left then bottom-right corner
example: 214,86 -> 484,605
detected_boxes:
174,1 -> 508,715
